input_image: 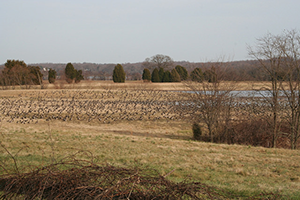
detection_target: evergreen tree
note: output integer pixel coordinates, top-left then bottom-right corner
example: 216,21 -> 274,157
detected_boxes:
48,68 -> 57,83
113,64 -> 126,83
170,68 -> 181,82
151,68 -> 160,82
190,68 -> 204,82
75,70 -> 84,83
175,65 -> 188,80
65,63 -> 76,83
142,68 -> 151,82
158,67 -> 164,82
203,69 -> 217,83
64,63 -> 84,84
5,60 -> 27,70
162,70 -> 171,82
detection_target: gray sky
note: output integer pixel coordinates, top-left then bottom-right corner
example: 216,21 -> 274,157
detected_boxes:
1,0 -> 299,64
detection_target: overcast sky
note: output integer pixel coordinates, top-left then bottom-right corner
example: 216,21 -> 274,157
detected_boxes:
1,0 -> 299,64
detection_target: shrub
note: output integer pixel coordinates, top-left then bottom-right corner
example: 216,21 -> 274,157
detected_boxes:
218,119 -> 291,148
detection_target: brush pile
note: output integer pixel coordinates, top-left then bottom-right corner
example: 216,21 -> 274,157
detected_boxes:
0,161 -> 282,200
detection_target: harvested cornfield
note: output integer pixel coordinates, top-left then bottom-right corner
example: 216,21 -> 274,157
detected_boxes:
0,89 -> 192,125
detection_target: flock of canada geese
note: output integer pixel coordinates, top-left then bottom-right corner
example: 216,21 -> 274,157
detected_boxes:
0,89 -> 194,125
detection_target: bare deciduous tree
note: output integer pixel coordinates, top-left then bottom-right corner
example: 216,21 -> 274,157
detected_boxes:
249,29 -> 300,149
142,54 -> 174,71
184,59 -> 238,143
248,33 -> 284,148
278,30 -> 300,149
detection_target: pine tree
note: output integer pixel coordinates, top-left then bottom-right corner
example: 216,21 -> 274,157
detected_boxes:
142,68 -> 151,82
113,64 -> 126,83
175,65 -> 188,80
162,70 -> 171,82
75,70 -> 84,83
65,63 -> 76,83
151,68 -> 160,82
203,68 -> 217,83
170,68 -> 181,82
190,68 -> 204,82
158,67 -> 164,82
48,68 -> 57,83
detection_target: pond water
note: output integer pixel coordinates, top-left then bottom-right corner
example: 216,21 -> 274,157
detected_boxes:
180,90 -> 289,98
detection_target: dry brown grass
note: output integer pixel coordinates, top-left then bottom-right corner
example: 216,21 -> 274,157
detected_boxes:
43,80 -> 189,91
49,80 -> 286,91
1,120 -> 300,198
0,80 -> 292,92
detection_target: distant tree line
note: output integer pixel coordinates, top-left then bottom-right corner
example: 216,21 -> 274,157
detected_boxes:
13,59 -> 294,82
4,53 -> 297,86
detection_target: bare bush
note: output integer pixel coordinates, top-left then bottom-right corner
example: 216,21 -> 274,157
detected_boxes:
0,153 -> 282,199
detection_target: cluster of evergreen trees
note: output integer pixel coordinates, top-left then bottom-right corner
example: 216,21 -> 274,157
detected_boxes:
142,65 -> 217,83
48,62 -> 84,84
142,65 -> 188,83
190,67 -> 217,83
64,63 -> 84,83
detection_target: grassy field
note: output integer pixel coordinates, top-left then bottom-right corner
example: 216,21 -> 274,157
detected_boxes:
0,82 -> 300,199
